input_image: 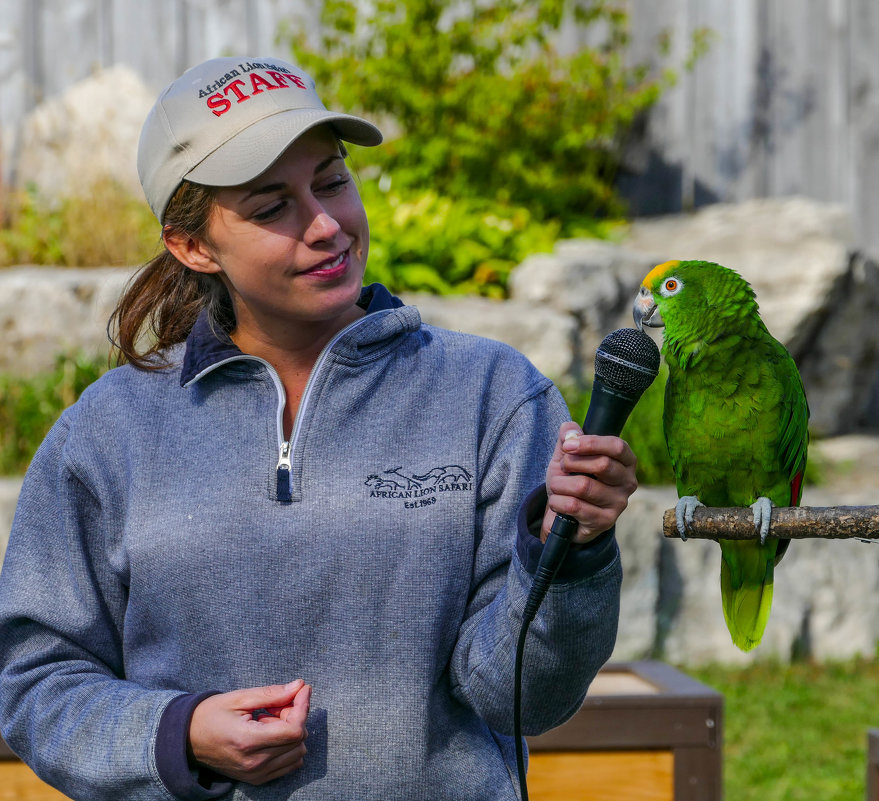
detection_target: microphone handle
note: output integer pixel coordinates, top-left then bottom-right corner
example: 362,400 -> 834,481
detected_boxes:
581,381 -> 638,439
523,380 -> 637,621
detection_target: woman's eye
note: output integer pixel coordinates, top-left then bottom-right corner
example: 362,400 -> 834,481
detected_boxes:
252,202 -> 286,221
320,175 -> 350,194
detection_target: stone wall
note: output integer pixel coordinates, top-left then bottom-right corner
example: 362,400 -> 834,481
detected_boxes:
1,195 -> 879,663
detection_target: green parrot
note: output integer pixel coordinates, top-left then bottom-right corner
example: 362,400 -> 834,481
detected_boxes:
633,259 -> 809,652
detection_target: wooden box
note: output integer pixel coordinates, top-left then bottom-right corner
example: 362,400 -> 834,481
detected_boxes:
0,738 -> 69,801
526,660 -> 723,801
0,660 -> 721,801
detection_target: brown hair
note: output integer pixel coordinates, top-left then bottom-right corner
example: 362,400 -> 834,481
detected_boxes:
108,181 -> 232,370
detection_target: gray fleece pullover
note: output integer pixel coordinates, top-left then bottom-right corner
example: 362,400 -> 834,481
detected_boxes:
0,285 -> 621,800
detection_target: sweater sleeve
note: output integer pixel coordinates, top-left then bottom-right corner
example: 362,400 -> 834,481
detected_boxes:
0,417 -> 227,801
448,382 -> 622,736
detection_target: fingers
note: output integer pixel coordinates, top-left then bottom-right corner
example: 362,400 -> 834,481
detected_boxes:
189,680 -> 312,785
231,679 -> 308,714
243,741 -> 308,784
559,431 -> 637,473
543,425 -> 639,543
543,487 -> 627,539
279,683 -> 312,725
551,433 -> 637,499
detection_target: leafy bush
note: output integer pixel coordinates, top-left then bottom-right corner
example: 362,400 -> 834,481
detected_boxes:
0,180 -> 159,268
0,354 -> 111,475
360,180 -> 618,296
286,0 -> 678,223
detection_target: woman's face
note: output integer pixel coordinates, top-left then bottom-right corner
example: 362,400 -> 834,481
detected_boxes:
196,125 -> 369,343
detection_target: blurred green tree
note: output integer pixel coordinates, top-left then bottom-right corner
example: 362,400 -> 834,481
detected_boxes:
285,0 -> 682,222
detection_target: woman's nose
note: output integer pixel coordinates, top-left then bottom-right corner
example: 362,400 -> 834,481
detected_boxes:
304,208 -> 341,245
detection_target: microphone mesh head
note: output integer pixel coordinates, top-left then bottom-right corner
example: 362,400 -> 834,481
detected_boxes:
594,328 -> 661,398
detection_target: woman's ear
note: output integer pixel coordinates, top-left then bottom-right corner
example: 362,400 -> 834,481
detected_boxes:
163,226 -> 221,275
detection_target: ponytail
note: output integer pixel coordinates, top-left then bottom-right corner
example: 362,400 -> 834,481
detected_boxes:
108,181 -> 231,370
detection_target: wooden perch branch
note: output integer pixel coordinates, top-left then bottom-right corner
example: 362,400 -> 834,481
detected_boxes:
662,506 -> 879,541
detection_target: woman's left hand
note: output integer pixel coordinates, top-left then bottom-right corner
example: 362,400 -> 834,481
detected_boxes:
541,422 -> 638,545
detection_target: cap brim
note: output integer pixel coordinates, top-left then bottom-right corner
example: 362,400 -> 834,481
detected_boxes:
185,108 -> 383,188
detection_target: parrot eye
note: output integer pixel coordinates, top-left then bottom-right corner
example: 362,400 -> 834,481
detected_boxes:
660,277 -> 683,297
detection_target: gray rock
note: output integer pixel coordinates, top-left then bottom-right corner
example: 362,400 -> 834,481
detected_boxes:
622,196 -> 854,350
1,196 -> 878,664
0,479 -> 22,566
794,253 -> 879,435
16,66 -> 154,202
0,266 -> 134,375
609,435 -> 879,665
509,240 -> 657,382
611,485 -> 670,658
403,292 -> 579,382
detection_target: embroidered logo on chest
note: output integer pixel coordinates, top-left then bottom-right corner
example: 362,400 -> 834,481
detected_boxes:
365,465 -> 473,508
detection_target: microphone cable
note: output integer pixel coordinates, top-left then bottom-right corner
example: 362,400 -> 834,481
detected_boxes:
514,513 -> 578,800
511,328 -> 660,801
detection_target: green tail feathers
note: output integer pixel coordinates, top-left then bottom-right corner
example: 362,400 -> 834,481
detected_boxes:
719,539 -> 776,652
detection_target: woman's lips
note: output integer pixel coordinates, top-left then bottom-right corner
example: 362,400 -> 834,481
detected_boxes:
301,250 -> 349,279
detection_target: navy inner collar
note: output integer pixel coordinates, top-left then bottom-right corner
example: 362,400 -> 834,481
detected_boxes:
179,283 -> 404,386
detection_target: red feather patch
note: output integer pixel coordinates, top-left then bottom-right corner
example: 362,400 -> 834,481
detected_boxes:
790,471 -> 804,506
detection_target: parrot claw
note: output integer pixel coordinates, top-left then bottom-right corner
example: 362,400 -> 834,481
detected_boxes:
751,497 -> 774,544
675,496 -> 705,541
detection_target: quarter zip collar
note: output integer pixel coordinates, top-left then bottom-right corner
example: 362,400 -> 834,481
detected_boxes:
179,283 -> 409,387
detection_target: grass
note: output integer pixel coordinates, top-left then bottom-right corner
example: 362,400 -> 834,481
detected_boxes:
689,658 -> 879,800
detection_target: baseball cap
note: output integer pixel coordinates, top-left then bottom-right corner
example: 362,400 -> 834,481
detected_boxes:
137,56 -> 383,223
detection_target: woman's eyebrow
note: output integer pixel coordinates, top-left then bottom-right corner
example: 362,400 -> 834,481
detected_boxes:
242,182 -> 285,202
240,155 -> 345,202
315,154 -> 344,173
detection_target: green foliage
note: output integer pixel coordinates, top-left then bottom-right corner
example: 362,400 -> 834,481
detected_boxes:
0,354 -> 111,475
286,0 -> 676,223
691,659 -> 879,800
0,180 -> 159,268
359,180 -> 594,296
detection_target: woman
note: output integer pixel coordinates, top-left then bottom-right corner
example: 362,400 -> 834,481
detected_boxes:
0,56 -> 636,800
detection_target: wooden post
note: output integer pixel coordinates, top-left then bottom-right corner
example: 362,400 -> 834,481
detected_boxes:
662,506 -> 879,541
867,729 -> 879,801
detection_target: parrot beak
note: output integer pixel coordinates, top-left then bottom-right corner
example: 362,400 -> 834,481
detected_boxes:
633,286 -> 663,331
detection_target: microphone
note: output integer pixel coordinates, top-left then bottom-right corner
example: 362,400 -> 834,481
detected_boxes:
513,328 -> 661,801
523,327 -> 660,620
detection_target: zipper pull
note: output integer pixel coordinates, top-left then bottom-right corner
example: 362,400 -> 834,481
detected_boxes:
276,440 -> 292,503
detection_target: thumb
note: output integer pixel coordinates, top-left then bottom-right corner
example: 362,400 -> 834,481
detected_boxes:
232,679 -> 306,712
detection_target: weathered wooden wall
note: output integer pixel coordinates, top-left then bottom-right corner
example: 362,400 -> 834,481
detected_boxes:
1,0 -> 879,249
620,0 -> 879,251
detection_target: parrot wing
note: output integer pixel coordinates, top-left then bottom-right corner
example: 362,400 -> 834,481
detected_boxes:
719,337 -> 809,650
771,340 -> 809,563
776,345 -> 809,506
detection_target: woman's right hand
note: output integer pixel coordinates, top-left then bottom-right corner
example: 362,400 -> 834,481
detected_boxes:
188,679 -> 312,785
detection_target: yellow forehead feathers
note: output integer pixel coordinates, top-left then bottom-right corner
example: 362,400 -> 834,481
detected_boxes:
643,260 -> 681,290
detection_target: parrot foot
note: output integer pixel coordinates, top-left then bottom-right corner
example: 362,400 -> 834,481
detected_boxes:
675,496 -> 705,541
751,497 -> 774,544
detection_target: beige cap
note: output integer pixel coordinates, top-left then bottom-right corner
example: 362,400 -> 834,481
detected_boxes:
137,56 -> 383,222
